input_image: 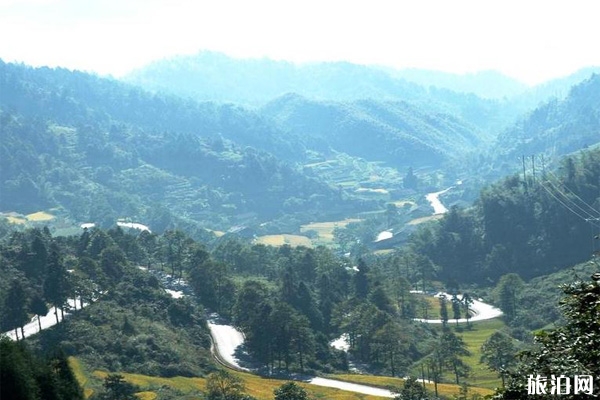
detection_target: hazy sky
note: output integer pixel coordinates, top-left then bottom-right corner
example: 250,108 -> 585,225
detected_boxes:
2,0 -> 599,85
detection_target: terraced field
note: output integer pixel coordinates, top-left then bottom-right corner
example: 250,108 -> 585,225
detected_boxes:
254,234 -> 313,247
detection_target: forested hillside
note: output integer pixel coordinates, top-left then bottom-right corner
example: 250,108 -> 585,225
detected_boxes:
0,61 -> 367,230
124,51 -> 530,133
404,147 -> 600,283
124,51 -> 429,104
492,74 -> 600,164
0,224 -> 440,383
0,60 -> 497,233
2,54 -> 600,400
262,94 -> 487,168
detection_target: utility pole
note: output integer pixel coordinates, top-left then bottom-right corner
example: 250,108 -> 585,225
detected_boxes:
522,155 -> 528,190
531,155 -> 536,185
541,154 -> 546,177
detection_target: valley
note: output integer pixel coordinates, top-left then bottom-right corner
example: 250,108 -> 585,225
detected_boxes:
1,53 -> 600,400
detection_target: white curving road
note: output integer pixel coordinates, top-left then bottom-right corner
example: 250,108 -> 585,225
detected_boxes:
426,187 -> 452,215
412,291 -> 503,323
205,314 -> 396,397
2,298 -> 86,341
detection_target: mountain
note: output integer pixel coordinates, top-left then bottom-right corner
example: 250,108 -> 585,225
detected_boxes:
0,61 -> 363,231
514,66 -> 600,106
123,51 -> 428,104
491,73 -> 600,163
123,51 -> 527,133
384,68 -> 528,99
261,94 -> 487,168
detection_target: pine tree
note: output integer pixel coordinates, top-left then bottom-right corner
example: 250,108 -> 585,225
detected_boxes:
0,338 -> 39,400
274,382 -> 309,400
354,258 -> 370,299
439,295 -> 449,327
99,374 -> 137,400
29,294 -> 48,333
3,279 -> 30,340
43,249 -> 70,324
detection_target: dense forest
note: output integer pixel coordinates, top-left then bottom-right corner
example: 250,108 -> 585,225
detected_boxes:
404,147 -> 600,283
1,55 -> 600,400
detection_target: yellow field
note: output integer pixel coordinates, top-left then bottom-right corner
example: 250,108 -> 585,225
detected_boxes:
73,352 -> 497,400
331,374 -> 494,398
373,249 -> 395,256
26,211 -> 55,221
6,215 -> 27,224
135,392 -> 157,400
300,218 -> 362,243
93,370 -> 206,393
254,234 -> 313,247
407,214 -> 444,225
68,357 -> 95,399
89,367 -> 387,399
2,211 -> 56,224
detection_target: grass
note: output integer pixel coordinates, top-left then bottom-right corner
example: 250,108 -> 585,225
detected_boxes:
2,210 -> 56,224
254,234 -> 313,247
300,218 -> 362,244
6,215 -> 27,224
88,368 -> 389,399
451,319 -> 506,389
68,357 -> 95,399
93,370 -> 206,394
231,371 -> 386,400
409,318 -> 505,391
330,374 -> 494,398
407,214 -> 444,225
72,311 -> 503,400
82,359 -> 496,399
26,211 -> 55,221
135,392 -> 158,400
413,293 -> 443,319
373,249 -> 395,256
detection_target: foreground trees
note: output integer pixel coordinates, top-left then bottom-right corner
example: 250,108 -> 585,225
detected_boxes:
205,370 -> 256,400
274,382 -> 309,400
480,331 -> 516,387
0,338 -> 84,400
97,374 -> 137,400
497,274 -> 600,399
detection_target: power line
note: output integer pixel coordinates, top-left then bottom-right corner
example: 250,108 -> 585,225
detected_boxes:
543,177 -> 600,221
540,182 -> 600,229
545,167 -> 600,218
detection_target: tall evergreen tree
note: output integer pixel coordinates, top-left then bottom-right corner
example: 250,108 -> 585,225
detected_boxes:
0,338 -> 39,400
274,382 -> 309,400
439,295 -> 449,327
98,374 -> 137,400
480,331 -> 516,387
354,258 -> 370,299
43,248 -> 70,324
2,279 -> 30,340
29,294 -> 48,333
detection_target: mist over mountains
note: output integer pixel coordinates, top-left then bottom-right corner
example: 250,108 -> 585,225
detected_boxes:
1,50 -> 600,400
1,53 -> 599,234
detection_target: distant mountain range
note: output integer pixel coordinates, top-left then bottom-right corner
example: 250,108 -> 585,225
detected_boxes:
124,51 -> 600,133
492,73 -> 600,163
1,56 -> 599,233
